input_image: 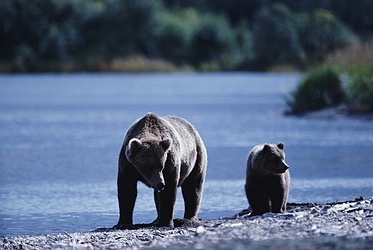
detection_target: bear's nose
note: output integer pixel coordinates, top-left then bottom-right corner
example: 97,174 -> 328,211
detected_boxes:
157,182 -> 165,192
282,160 -> 289,169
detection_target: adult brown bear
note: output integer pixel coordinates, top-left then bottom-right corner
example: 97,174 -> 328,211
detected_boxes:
116,113 -> 207,227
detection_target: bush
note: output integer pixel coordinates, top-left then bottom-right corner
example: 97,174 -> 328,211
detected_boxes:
0,0 -> 81,69
252,3 -> 305,70
154,9 -> 197,64
287,65 -> 345,114
299,9 -> 356,64
326,39 -> 373,113
109,56 -> 178,72
0,0 -> 369,72
347,68 -> 373,113
188,13 -> 238,70
80,0 -> 161,59
154,8 -> 240,70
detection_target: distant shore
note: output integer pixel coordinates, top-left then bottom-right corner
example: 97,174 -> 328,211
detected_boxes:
2,198 -> 372,249
288,103 -> 373,120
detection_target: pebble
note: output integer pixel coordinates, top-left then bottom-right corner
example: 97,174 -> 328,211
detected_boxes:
1,198 -> 373,249
195,226 -> 205,235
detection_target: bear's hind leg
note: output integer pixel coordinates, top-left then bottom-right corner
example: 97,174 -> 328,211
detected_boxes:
181,173 -> 204,222
181,152 -> 206,222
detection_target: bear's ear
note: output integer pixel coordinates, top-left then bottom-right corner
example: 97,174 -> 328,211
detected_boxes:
263,144 -> 271,153
277,143 -> 284,150
128,138 -> 142,156
160,138 -> 172,151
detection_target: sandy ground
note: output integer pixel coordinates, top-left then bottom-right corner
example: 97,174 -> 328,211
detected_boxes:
2,198 -> 373,249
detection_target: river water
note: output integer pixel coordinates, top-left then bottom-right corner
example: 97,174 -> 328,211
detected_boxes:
0,73 -> 372,236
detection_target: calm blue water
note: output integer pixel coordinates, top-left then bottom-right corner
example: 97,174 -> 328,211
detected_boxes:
1,73 -> 372,236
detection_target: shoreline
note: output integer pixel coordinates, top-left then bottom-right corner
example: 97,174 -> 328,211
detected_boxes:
294,104 -> 373,120
2,198 -> 373,249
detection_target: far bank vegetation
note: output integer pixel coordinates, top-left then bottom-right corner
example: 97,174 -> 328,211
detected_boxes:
1,0 -> 371,72
287,40 -> 373,114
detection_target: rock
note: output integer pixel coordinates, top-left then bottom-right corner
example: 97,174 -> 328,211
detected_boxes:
1,198 -> 373,250
195,226 -> 205,235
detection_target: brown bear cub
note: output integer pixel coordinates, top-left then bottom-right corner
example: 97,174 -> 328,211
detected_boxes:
116,113 -> 207,228
245,143 -> 290,216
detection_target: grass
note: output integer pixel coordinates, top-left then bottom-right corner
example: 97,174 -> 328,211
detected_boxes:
327,40 -> 373,113
287,39 -> 373,114
0,55 -> 193,73
286,65 -> 344,114
109,56 -> 178,72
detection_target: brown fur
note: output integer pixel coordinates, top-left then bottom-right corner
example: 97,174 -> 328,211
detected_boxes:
116,113 -> 207,227
245,143 -> 290,216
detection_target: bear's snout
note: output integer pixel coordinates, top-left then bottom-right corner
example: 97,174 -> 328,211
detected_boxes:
149,171 -> 165,192
157,182 -> 165,192
282,160 -> 289,169
280,160 -> 289,172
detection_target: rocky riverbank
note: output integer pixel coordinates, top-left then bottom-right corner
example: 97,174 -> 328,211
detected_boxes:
2,198 -> 373,249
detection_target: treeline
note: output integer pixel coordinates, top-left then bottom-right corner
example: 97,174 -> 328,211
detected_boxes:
1,0 -> 372,72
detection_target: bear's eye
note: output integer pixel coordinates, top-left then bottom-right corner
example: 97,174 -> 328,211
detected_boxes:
266,151 -> 274,157
268,153 -> 278,161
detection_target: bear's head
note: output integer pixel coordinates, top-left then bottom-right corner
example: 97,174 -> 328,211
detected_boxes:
125,137 -> 172,192
260,143 -> 289,174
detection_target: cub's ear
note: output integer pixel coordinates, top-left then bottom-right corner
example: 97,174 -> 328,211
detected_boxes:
128,138 -> 142,156
277,143 -> 284,150
160,138 -> 172,151
263,144 -> 271,153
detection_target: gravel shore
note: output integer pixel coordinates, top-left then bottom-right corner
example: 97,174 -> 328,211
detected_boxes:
2,198 -> 373,249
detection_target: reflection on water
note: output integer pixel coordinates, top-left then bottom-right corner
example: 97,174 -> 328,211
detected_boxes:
0,73 -> 372,236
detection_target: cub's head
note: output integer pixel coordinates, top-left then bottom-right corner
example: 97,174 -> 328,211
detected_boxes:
125,137 -> 172,192
259,143 -> 289,174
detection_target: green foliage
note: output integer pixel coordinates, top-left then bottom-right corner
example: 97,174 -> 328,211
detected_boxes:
329,0 -> 373,39
299,9 -> 357,64
155,9 -> 239,70
188,13 -> 238,69
154,9 -> 198,64
287,39 -> 373,114
0,0 -> 372,72
251,3 -> 305,70
287,65 -> 345,114
80,0 -> 161,59
109,56 -> 179,72
0,0 -> 81,71
347,69 -> 373,112
234,21 -> 255,71
325,39 -> 373,113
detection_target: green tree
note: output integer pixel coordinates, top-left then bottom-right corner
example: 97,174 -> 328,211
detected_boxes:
251,3 -> 305,70
188,13 -> 238,69
154,9 -> 197,64
330,0 -> 373,39
299,9 -> 356,63
80,0 -> 161,60
234,21 -> 254,71
0,0 -> 82,70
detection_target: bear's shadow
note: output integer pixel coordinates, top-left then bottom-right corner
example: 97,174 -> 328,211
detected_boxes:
94,218 -> 200,232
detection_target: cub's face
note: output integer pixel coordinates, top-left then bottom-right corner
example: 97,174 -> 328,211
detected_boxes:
126,138 -> 172,191
262,143 -> 289,174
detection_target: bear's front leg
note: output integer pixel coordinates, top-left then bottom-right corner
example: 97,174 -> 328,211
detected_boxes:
157,181 -> 177,227
270,187 -> 287,213
151,190 -> 160,225
116,173 -> 137,228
